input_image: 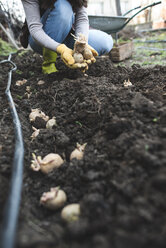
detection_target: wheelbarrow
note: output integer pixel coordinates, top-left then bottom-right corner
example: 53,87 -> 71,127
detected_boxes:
88,1 -> 161,37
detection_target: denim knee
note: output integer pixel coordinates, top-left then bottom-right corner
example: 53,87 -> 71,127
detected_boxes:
103,35 -> 113,54
88,30 -> 114,56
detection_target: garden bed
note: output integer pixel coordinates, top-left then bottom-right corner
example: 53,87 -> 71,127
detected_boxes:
0,50 -> 166,248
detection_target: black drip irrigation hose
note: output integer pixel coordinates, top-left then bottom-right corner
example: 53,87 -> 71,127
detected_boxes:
0,53 -> 24,248
134,39 -> 166,43
137,46 -> 166,51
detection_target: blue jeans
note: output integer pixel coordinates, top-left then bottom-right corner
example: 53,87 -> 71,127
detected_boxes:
29,0 -> 113,56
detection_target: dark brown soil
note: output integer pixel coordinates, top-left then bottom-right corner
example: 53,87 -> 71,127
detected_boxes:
0,50 -> 166,248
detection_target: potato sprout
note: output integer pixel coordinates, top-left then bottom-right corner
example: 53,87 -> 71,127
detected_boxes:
73,33 -> 87,54
30,126 -> 40,140
31,153 -> 64,174
123,79 -> 132,87
29,108 -> 49,122
40,187 -> 67,210
46,117 -> 57,129
61,203 -> 80,222
25,86 -> 32,99
26,86 -> 31,93
70,143 -> 87,161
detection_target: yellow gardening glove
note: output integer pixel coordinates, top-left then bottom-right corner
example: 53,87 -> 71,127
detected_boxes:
67,62 -> 88,70
56,44 -> 74,65
87,44 -> 98,57
85,44 -> 98,63
56,44 -> 88,70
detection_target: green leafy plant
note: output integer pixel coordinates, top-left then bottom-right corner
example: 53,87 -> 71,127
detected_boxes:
0,38 -> 17,56
75,121 -> 82,127
29,71 -> 35,76
16,69 -> 23,75
16,95 -> 23,100
153,118 -> 158,122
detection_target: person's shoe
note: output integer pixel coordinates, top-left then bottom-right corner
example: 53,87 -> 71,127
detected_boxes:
42,48 -> 58,74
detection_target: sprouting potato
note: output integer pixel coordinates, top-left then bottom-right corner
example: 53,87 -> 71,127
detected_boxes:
37,80 -> 45,85
61,203 -> 80,222
83,47 -> 93,60
70,143 -> 87,161
73,53 -> 84,63
29,108 -> 49,122
31,153 -> 64,174
123,79 -> 132,87
40,187 -> 67,210
16,79 -> 27,86
46,117 -> 57,129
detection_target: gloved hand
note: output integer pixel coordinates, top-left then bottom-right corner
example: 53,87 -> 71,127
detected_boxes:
56,44 -> 74,65
79,44 -> 98,72
85,44 -> 98,63
56,44 -> 88,70
87,44 -> 98,57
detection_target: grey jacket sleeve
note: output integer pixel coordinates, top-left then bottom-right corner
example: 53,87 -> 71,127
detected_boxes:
21,0 -> 89,51
21,0 -> 60,51
75,6 -> 89,40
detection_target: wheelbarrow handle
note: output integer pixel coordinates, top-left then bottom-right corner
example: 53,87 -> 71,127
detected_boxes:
123,6 -> 141,17
122,1 -> 162,29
